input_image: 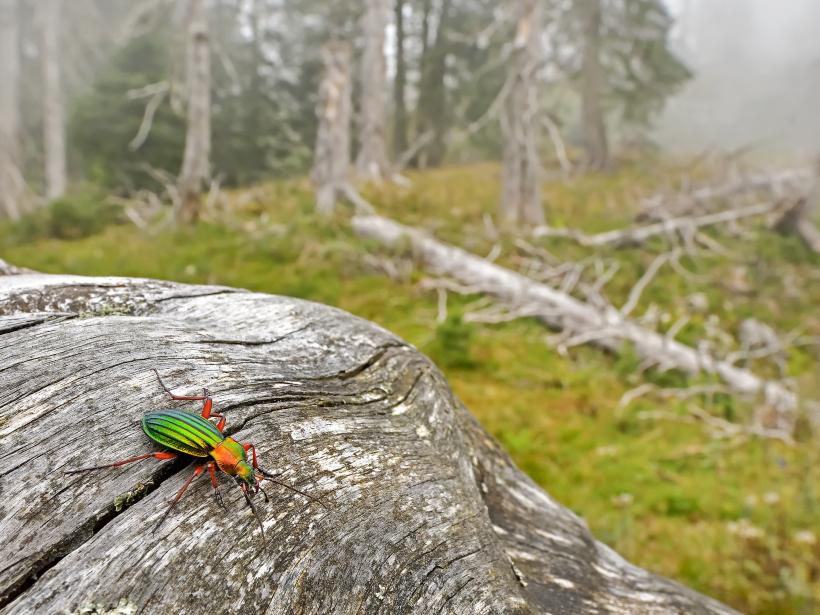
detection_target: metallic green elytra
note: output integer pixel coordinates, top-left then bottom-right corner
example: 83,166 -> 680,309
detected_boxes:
141,409 -> 225,457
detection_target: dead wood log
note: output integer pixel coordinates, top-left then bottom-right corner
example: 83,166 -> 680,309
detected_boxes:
353,214 -> 797,435
0,269 -> 739,614
639,167 -> 812,222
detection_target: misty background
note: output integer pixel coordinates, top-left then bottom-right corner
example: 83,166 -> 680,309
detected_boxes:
659,0 -> 820,153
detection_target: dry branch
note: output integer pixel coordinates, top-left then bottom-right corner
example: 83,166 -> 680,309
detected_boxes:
640,167 -> 812,221
0,270 -> 738,614
353,214 -> 798,435
533,200 -> 783,247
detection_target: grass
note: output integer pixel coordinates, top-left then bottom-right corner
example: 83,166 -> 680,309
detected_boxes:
2,162 -> 819,614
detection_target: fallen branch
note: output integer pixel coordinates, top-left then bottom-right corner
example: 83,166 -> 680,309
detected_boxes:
353,214 -> 798,434
533,200 -> 784,247
640,167 -> 811,221
127,81 -> 169,151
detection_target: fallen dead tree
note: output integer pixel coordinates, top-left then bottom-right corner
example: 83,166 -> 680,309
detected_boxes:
532,200 -> 783,247
353,214 -> 798,436
0,267 -> 739,614
639,167 -> 811,221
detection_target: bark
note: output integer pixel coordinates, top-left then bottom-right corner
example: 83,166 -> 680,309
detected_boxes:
356,0 -> 390,181
353,213 -> 798,434
312,41 -> 352,216
41,0 -> 67,201
0,0 -> 24,219
178,0 -> 211,224
579,0 -> 609,171
0,268 -> 739,615
774,155 -> 820,253
393,0 -> 409,157
500,0 -> 545,227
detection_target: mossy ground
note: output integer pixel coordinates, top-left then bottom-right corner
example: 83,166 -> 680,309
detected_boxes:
3,162 -> 819,614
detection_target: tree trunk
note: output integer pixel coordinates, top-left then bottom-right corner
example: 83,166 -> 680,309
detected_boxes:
178,0 -> 211,224
0,0 -> 24,219
580,0 -> 609,171
41,0 -> 67,201
393,0 -> 408,158
356,0 -> 390,181
414,0 -> 451,168
312,41 -> 352,216
353,213 -> 798,435
500,0 -> 545,227
0,267 -> 739,614
774,154 -> 820,253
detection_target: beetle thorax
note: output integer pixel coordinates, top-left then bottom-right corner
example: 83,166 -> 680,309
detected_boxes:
209,437 -> 248,475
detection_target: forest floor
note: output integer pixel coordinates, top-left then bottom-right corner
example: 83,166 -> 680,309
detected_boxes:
2,161 -> 819,614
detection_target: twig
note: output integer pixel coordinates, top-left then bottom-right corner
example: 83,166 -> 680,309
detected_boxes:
620,254 -> 669,317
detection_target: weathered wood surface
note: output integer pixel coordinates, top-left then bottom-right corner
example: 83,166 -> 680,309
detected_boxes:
0,269 -> 739,614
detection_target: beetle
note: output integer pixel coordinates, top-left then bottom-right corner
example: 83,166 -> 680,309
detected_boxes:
65,369 -> 324,537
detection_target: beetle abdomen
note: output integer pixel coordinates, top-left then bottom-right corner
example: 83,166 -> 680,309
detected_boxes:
141,409 -> 224,457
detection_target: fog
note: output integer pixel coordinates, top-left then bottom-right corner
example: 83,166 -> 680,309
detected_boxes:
658,0 -> 820,153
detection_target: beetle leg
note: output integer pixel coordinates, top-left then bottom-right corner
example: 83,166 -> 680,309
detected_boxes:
154,464 -> 206,533
242,442 -> 260,469
152,370 -> 226,430
153,369 -> 210,401
65,451 -> 178,474
199,394 -> 226,431
207,461 -> 226,510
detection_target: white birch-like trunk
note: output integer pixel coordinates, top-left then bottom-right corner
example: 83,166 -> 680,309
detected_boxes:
41,0 -> 67,201
0,0 -> 24,219
355,0 -> 390,181
312,41 -> 352,216
178,0 -> 211,223
500,0 -> 545,227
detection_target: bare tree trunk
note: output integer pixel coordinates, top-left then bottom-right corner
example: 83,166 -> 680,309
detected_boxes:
312,41 -> 352,216
0,0 -> 24,219
580,0 -> 609,171
500,0 -> 545,227
393,0 -> 408,157
356,0 -> 390,181
41,0 -> 67,201
774,154 -> 820,253
178,0 -> 211,224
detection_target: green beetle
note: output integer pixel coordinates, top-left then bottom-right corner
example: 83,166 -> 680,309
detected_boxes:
66,370 -> 324,536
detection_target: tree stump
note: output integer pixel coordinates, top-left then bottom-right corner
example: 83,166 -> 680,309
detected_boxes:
0,268 -> 738,614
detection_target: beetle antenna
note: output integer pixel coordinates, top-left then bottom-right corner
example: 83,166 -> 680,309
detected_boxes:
241,483 -> 266,541
257,467 -> 329,509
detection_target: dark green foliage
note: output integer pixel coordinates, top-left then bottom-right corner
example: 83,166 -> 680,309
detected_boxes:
69,29 -> 185,193
560,0 -> 692,128
7,187 -> 121,243
69,8 -> 312,195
